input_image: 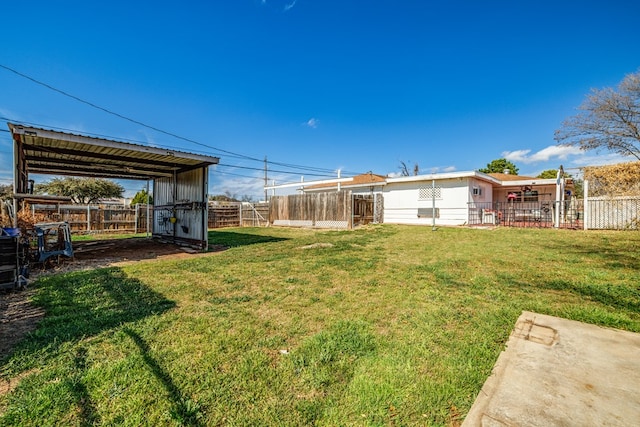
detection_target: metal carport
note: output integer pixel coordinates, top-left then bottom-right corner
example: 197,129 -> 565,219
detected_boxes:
8,123 -> 219,250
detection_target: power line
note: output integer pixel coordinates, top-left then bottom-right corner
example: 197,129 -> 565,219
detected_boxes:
0,116 -> 254,161
214,170 -> 265,180
0,65 -> 261,161
0,115 -> 362,178
216,163 -> 335,177
0,115 -> 352,179
0,65 -> 371,177
0,117 -> 340,177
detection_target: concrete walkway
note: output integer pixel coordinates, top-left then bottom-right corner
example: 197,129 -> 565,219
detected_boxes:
463,311 -> 640,426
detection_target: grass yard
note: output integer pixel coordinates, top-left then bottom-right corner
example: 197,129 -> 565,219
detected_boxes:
1,225 -> 639,426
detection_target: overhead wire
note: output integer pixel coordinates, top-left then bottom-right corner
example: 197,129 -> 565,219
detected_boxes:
216,163 -> 334,178
214,170 -> 265,180
0,116 -> 356,178
0,64 -> 263,162
0,65 -> 368,178
0,116 -> 251,161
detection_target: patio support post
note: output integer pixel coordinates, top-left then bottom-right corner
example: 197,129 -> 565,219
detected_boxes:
554,167 -> 565,228
583,180 -> 589,231
432,179 -> 436,231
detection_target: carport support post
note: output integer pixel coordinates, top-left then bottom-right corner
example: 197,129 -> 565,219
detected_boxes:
146,179 -> 150,238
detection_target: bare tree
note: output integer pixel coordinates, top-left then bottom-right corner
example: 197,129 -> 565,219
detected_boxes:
555,70 -> 640,161
399,161 -> 420,176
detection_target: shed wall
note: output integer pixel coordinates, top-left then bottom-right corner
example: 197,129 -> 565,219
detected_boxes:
153,167 -> 209,248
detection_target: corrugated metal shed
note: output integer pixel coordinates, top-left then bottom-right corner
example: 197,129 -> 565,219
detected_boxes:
9,123 -> 219,250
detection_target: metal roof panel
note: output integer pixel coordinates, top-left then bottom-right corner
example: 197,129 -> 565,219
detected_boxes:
9,123 -> 219,180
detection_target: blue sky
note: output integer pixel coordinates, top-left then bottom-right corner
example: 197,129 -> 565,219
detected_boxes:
1,0 -> 639,199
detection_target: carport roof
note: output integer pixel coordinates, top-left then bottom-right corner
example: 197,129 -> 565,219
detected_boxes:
9,123 -> 219,180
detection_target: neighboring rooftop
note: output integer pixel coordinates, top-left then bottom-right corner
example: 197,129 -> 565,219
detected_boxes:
488,172 -> 537,182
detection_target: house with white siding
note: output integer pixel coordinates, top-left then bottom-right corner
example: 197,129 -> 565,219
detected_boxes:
383,171 -> 568,226
383,171 -> 501,226
268,169 -> 570,228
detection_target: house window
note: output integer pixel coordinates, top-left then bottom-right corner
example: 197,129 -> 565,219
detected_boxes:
508,190 -> 539,202
419,186 -> 442,200
418,208 -> 440,218
523,190 -> 538,202
472,186 -> 482,196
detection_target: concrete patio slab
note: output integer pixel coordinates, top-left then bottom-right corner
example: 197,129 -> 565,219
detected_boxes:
463,311 -> 640,426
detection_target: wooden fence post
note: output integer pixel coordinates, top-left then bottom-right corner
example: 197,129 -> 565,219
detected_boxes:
134,204 -> 139,234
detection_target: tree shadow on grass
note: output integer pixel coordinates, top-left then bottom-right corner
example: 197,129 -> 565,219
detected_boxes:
2,267 -> 175,373
542,239 -> 640,271
497,274 -> 640,314
123,328 -> 204,426
208,229 -> 288,248
68,345 -> 99,426
541,279 -> 640,313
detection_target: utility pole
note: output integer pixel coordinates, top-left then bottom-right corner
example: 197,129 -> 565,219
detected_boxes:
264,156 -> 268,202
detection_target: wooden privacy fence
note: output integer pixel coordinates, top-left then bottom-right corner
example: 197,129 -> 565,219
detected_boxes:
31,204 -> 153,233
29,202 -> 270,234
269,191 -> 381,229
207,202 -> 270,228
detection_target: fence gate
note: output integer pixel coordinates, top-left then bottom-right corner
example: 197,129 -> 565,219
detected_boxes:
241,202 -> 269,227
352,194 -> 377,226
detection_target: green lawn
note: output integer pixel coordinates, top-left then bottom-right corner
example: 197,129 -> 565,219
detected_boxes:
1,225 -> 639,426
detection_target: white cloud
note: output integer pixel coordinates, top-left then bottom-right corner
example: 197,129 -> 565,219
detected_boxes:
502,145 -> 583,164
425,165 -> 457,173
568,152 -> 629,168
212,168 -> 302,201
304,118 -> 318,129
284,0 -> 297,11
386,165 -> 457,177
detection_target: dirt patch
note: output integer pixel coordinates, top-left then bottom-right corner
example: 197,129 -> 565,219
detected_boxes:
298,242 -> 334,250
0,369 -> 38,397
0,237 -> 226,363
53,237 -> 225,272
0,289 -> 45,364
